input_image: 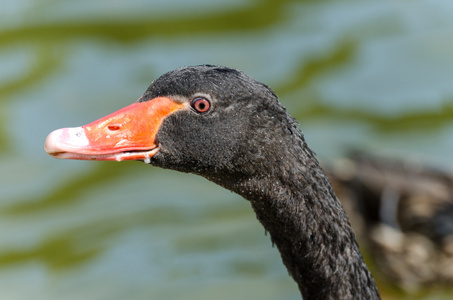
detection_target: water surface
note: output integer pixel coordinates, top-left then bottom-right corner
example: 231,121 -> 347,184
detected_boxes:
1,0 -> 453,299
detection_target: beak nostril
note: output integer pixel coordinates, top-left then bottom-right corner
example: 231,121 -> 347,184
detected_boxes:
107,124 -> 121,131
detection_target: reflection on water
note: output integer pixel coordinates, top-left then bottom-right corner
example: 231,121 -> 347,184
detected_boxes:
1,0 -> 453,299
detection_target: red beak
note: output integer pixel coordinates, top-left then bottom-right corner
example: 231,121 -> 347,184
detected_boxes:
44,97 -> 187,162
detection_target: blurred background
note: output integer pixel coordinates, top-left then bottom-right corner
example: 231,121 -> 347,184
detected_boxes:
1,0 -> 453,299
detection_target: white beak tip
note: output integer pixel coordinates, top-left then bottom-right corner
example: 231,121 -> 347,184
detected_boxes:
44,127 -> 88,155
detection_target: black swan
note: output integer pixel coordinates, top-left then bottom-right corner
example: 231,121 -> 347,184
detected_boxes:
44,65 -> 380,300
327,152 -> 453,290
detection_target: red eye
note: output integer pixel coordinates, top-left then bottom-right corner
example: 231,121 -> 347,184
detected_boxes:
191,97 -> 211,113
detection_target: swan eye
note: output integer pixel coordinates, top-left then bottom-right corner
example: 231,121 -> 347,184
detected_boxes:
191,97 -> 211,113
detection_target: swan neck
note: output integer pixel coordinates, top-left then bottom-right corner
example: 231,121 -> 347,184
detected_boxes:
233,156 -> 380,299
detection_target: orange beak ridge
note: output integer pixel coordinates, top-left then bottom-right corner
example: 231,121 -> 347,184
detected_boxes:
44,97 -> 187,163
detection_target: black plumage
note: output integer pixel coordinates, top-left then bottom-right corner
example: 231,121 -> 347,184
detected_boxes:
139,65 -> 380,300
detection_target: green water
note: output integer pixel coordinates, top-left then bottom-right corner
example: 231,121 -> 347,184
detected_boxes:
1,0 -> 453,299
